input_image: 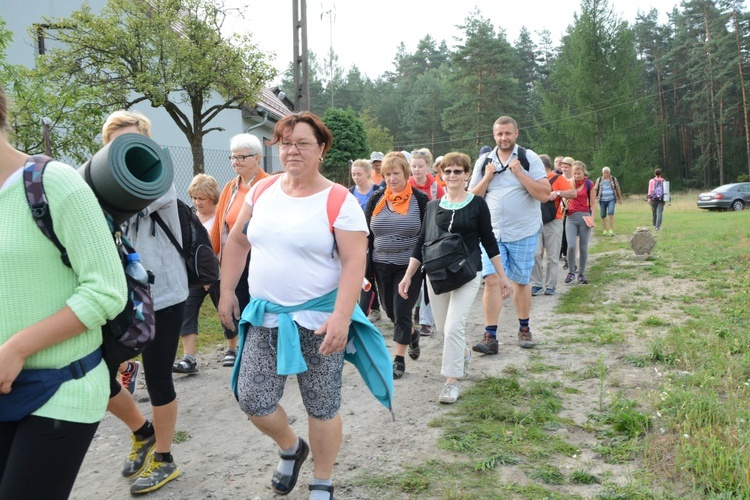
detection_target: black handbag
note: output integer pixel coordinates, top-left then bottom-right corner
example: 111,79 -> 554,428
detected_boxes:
422,202 -> 477,295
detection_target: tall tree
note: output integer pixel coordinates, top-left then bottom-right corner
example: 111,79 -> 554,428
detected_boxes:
537,0 -> 654,191
443,9 -> 524,154
41,0 -> 275,174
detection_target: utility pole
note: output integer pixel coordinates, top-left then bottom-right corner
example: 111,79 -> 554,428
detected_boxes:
293,0 -> 309,111
321,5 -> 335,108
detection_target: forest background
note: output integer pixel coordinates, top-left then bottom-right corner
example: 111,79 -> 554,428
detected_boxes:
2,0 -> 750,194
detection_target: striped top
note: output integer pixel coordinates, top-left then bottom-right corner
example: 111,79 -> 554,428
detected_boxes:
370,195 -> 422,266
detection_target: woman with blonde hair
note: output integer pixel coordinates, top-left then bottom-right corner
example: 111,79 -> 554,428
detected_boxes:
365,152 -> 428,379
102,110 -> 189,495
564,161 -> 596,285
173,174 -> 221,374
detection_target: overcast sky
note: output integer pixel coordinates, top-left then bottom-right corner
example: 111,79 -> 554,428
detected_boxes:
222,0 -> 748,84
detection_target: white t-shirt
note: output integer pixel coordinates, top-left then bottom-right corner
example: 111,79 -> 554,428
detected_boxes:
245,178 -> 368,329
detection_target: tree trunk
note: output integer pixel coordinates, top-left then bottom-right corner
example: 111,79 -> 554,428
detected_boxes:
191,137 -> 205,176
732,11 -> 750,178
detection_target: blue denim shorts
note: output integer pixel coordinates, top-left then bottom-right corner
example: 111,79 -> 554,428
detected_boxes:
480,233 -> 538,285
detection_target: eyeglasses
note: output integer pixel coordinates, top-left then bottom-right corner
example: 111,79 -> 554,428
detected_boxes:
279,140 -> 319,151
442,168 -> 465,176
229,154 -> 256,162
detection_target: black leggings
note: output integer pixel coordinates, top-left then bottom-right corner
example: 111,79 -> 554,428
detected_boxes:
0,416 -> 99,500
108,301 -> 186,404
374,262 -> 422,345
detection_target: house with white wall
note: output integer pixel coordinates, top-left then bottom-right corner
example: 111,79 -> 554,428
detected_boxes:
2,0 -> 293,199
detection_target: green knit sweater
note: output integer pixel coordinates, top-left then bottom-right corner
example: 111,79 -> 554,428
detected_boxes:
0,161 -> 127,423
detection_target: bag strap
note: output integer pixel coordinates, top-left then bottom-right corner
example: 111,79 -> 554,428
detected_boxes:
23,155 -> 71,268
150,210 -> 187,258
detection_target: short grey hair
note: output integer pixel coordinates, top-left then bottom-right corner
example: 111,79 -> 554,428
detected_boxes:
230,133 -> 262,155
602,166 -> 611,174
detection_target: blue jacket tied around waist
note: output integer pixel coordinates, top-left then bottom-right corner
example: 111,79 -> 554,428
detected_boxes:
230,288 -> 394,414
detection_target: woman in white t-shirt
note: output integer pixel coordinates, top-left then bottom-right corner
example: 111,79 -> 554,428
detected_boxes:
218,113 -> 368,500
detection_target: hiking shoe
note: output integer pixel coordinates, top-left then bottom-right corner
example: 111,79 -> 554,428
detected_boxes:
472,334 -> 499,355
419,324 -> 432,336
408,329 -> 421,360
609,230 -> 615,236
578,275 -> 589,285
544,288 -> 556,295
367,309 -> 381,322
531,286 -> 543,296
172,356 -> 198,374
130,453 -> 181,494
222,349 -> 237,367
121,361 -> 141,395
439,382 -> 460,404
564,273 -> 575,284
122,432 -> 157,478
518,327 -> 535,349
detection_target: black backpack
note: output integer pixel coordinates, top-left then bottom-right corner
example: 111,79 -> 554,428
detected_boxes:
479,146 -> 530,177
151,199 -> 220,286
24,155 -> 156,367
541,174 -> 561,224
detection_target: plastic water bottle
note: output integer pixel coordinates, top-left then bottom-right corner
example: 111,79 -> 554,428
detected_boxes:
124,252 -> 149,286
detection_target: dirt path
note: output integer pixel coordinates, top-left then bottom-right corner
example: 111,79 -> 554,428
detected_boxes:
71,248 -> 662,499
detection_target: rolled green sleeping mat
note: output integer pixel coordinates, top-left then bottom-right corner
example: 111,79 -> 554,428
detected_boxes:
79,133 -> 174,224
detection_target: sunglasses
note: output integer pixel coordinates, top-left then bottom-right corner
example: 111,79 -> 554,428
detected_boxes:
442,168 -> 465,176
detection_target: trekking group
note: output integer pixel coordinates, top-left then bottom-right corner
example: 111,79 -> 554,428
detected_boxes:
2,84 -> 652,500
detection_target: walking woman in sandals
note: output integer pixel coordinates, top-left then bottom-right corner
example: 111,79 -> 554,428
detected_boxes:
218,112 -> 368,499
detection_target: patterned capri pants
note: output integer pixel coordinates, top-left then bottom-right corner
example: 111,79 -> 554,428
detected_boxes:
236,324 -> 344,420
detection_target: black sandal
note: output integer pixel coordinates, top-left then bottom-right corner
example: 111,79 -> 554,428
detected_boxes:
309,484 -> 334,499
393,359 -> 405,379
408,329 -> 421,360
271,438 -> 309,495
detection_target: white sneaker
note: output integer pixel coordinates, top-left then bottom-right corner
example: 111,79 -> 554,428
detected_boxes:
458,348 -> 471,380
439,382 -> 460,404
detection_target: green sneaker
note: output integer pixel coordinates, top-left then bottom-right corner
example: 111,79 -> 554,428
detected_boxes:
122,433 -> 156,478
130,453 -> 181,494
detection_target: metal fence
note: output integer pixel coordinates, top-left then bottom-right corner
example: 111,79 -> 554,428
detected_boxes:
164,146 -> 283,202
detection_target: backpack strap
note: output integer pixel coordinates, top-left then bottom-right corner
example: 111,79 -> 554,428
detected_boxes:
480,146 -> 530,177
250,174 -> 282,206
150,210 -> 186,257
23,155 -> 71,268
326,184 -> 349,233
252,174 -> 348,234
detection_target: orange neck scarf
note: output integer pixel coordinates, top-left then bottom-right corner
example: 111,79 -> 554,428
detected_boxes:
372,182 -> 413,218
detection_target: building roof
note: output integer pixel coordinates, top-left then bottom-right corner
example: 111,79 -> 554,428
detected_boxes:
252,87 -> 292,120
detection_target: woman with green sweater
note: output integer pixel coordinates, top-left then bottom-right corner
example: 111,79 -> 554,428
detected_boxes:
0,84 -> 128,499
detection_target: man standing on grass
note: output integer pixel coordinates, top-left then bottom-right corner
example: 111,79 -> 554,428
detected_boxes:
468,116 -> 550,353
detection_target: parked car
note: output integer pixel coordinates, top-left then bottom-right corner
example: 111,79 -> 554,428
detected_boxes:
696,182 -> 750,211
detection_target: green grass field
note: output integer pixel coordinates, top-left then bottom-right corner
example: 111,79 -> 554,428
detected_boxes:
191,193 -> 750,498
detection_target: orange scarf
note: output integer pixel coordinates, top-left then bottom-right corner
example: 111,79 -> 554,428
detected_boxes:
372,182 -> 413,218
